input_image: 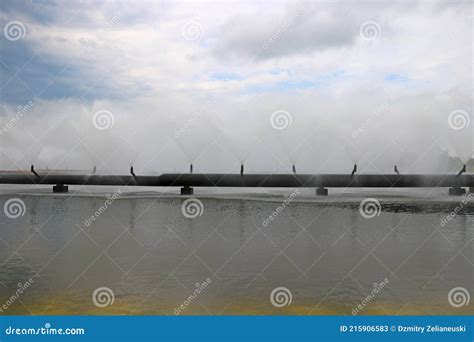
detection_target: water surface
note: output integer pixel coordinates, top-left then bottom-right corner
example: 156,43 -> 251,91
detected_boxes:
0,188 -> 472,315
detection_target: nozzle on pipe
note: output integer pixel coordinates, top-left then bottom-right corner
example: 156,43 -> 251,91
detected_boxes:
92,165 -> 96,174
457,164 -> 466,177
190,164 -> 193,174
394,165 -> 400,175
351,164 -> 357,177
30,164 -> 39,177
130,166 -> 136,177
292,164 -> 296,174
240,164 -> 244,175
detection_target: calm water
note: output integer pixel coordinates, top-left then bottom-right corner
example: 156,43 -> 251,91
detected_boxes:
0,189 -> 473,315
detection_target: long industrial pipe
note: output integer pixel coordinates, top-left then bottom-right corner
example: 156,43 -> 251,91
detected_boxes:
0,172 -> 473,188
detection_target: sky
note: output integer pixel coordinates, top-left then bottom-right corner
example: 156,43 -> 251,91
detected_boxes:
0,0 -> 472,174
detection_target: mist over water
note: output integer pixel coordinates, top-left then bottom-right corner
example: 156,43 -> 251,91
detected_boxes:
0,91 -> 472,174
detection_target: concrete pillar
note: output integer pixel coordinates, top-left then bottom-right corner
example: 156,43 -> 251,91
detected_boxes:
53,184 -> 68,193
316,187 -> 328,196
448,187 -> 465,196
181,186 -> 194,195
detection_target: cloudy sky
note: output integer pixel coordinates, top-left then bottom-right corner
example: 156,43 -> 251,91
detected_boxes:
0,0 -> 472,174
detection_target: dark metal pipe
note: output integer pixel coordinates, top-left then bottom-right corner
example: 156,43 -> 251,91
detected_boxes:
351,164 -> 357,177
0,172 -> 473,188
30,165 -> 39,177
457,164 -> 466,177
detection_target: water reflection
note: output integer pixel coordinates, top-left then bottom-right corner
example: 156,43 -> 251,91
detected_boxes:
0,194 -> 472,315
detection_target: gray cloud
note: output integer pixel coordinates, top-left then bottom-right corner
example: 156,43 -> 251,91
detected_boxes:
212,3 -> 360,61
